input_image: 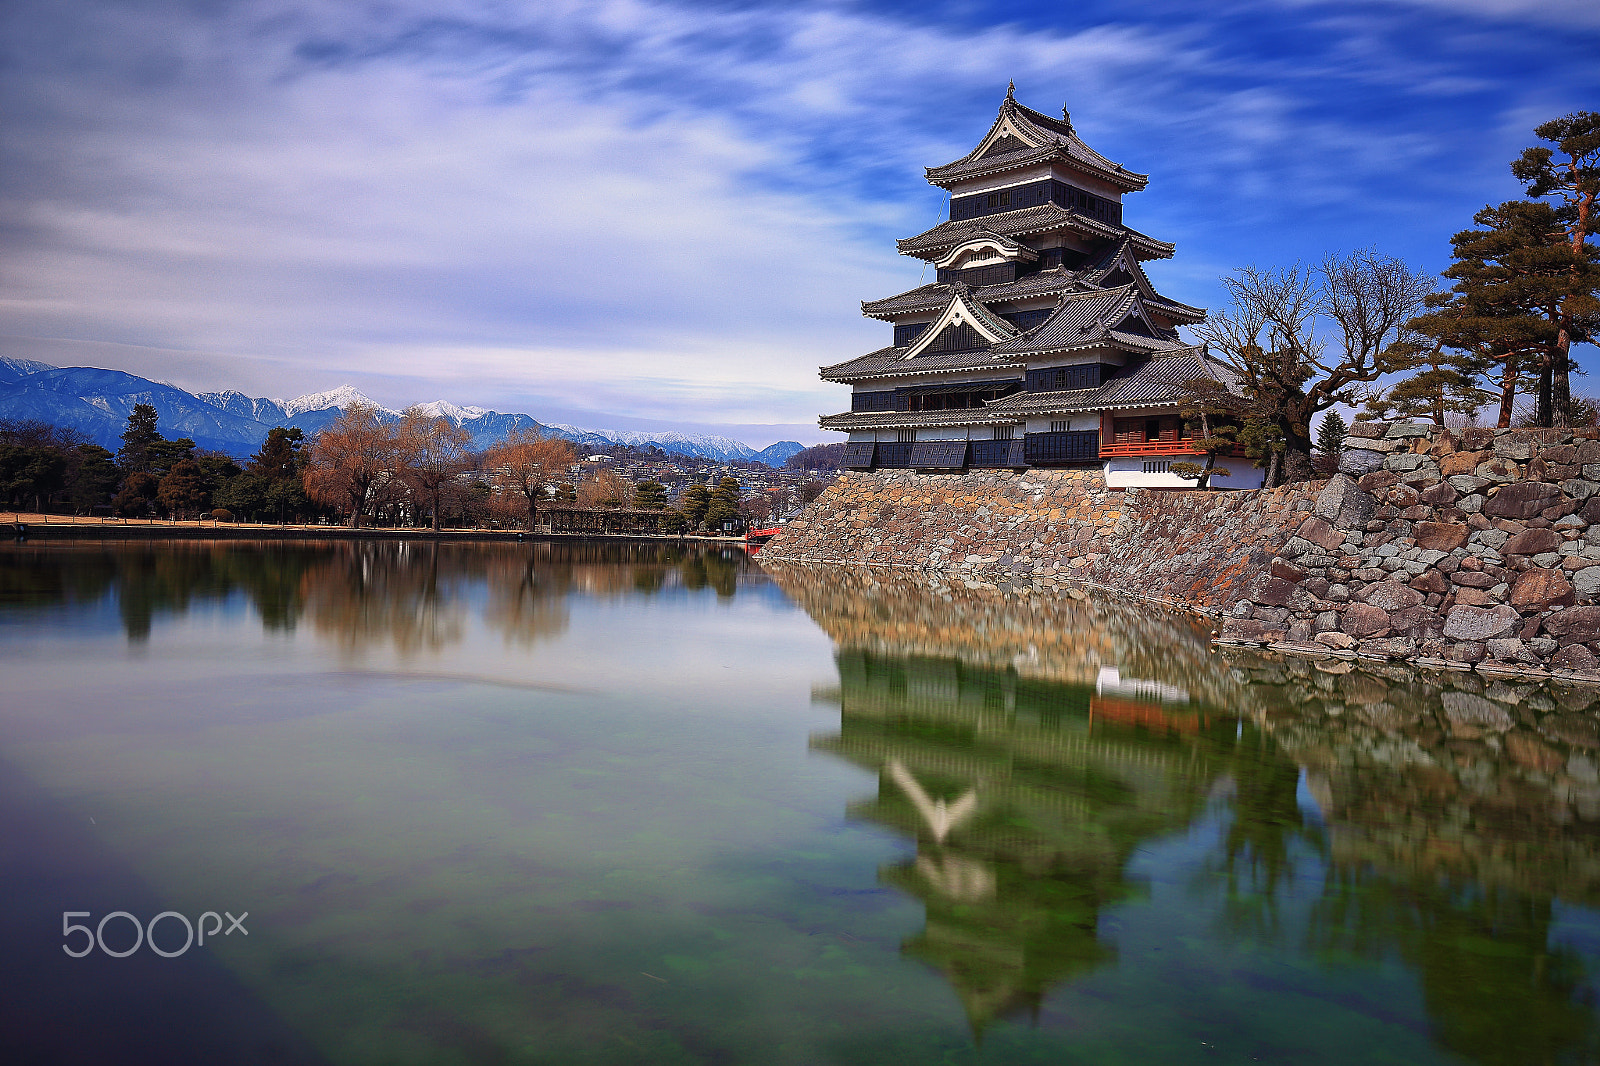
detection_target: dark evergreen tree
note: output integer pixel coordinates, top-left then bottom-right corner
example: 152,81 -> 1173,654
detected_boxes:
1510,111 -> 1600,427
1315,411 -> 1347,455
157,458 -> 210,519
679,483 -> 711,527
633,480 -> 668,509
1413,201 -> 1577,427
117,404 -> 162,473
703,476 -> 741,531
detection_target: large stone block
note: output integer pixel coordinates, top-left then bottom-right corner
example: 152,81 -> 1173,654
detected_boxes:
1492,435 -> 1536,460
1341,603 -> 1391,638
1576,567 -> 1600,601
1361,580 -> 1424,611
1502,527 -> 1562,555
1440,451 -> 1488,477
1448,475 -> 1492,494
1509,568 -> 1576,610
1313,474 -> 1377,529
1544,606 -> 1600,642
1481,482 -> 1561,519
1442,604 -> 1519,640
1296,517 -> 1346,552
1339,449 -> 1387,476
1476,458 -> 1523,482
1247,574 -> 1302,607
1414,521 -> 1469,551
1418,481 -> 1458,506
1386,423 -> 1432,439
1410,569 -> 1449,594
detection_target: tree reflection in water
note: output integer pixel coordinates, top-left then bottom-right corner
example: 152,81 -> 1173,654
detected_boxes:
0,540 -> 754,653
770,559 -> 1600,1061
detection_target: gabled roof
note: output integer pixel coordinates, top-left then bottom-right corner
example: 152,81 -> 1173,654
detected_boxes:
933,228 -> 1038,269
925,89 -> 1149,193
897,203 -> 1174,262
983,349 -> 1233,414
989,285 -> 1187,358
897,288 -> 1019,360
1079,240 -> 1206,324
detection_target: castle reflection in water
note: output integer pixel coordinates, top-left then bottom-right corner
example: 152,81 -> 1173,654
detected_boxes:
766,561 -> 1600,1061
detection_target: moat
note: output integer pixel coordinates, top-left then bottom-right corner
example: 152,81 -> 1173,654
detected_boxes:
3,539 -> 1598,1064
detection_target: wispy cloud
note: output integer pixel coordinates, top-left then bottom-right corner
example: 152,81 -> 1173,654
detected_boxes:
1,0 -> 1595,438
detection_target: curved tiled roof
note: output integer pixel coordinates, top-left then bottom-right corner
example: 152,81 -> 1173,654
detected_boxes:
819,345 -> 1027,383
983,349 -> 1230,414
819,408 -> 1017,430
926,94 -> 1149,193
897,203 -> 1174,262
861,269 -> 1079,320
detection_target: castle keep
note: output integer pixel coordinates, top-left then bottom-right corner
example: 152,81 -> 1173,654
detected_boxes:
819,87 -> 1262,490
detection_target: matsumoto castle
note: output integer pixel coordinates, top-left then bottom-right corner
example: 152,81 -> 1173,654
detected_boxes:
819,87 -> 1263,490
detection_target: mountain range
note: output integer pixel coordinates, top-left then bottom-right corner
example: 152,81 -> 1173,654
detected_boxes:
0,358 -> 804,466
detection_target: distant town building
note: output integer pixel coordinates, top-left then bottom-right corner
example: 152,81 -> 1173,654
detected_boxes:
818,86 -> 1261,489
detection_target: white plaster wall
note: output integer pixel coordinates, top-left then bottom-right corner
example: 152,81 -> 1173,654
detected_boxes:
915,427 -> 971,441
1024,416 -> 1100,433
847,431 -> 874,442
1102,457 -> 1266,490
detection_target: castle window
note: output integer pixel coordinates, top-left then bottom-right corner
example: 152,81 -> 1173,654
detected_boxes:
993,426 -> 1015,440
1050,420 -> 1069,433
897,428 -> 916,443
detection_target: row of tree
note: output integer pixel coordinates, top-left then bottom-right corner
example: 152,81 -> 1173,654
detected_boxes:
3,400 -> 798,534
1181,111 -> 1597,486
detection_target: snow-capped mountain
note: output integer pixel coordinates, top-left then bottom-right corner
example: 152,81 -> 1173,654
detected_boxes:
281,385 -> 395,418
1,360 -> 806,465
0,356 -> 56,384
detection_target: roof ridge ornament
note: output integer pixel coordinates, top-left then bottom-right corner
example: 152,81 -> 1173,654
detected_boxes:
1061,105 -> 1073,131
1006,80 -> 1015,101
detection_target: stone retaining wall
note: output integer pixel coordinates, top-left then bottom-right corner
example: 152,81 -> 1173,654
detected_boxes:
764,466 -> 1320,609
761,422 -> 1600,683
1222,422 -> 1600,682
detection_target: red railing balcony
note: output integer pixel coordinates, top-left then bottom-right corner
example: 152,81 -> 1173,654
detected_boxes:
1099,438 -> 1207,457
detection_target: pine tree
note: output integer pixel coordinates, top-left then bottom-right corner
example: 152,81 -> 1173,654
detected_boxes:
1315,411 -> 1347,455
703,476 -> 741,531
117,404 -> 162,473
1363,333 -> 1492,426
633,481 -> 668,509
1510,111 -> 1600,427
679,484 -> 710,528
1413,201 -> 1576,427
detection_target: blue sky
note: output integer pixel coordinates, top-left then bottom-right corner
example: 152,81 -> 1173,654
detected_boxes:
2,0 -> 1596,445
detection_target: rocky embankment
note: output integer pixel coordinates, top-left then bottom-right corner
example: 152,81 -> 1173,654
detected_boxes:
1222,423 -> 1600,682
763,467 -> 1317,610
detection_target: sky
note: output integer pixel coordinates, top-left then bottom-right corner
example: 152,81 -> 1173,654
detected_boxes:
1,0 -> 1596,447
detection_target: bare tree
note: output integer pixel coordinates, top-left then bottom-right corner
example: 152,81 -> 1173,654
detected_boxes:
397,408 -> 472,531
482,428 -> 578,525
577,468 -> 631,508
303,402 -> 397,528
1190,250 -> 1433,484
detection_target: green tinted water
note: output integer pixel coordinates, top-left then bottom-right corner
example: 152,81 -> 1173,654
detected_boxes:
1,540 -> 1596,1064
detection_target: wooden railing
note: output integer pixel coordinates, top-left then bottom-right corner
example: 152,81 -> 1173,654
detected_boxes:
1099,438 -> 1204,457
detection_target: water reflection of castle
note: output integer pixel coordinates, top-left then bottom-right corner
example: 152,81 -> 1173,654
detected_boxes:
773,561 -> 1600,1060
812,649 -> 1214,1031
